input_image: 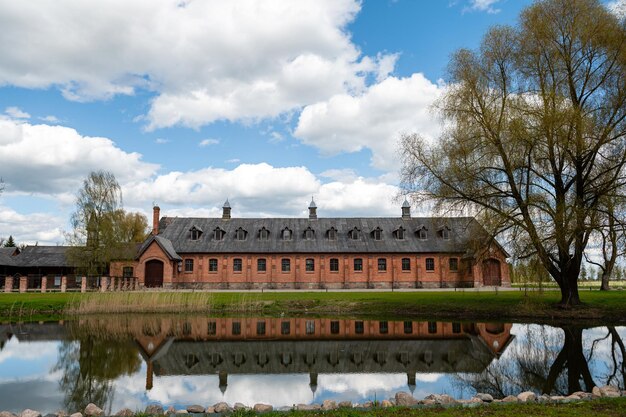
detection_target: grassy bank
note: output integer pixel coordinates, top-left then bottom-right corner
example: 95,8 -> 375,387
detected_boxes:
1,289 -> 626,323
241,398 -> 626,417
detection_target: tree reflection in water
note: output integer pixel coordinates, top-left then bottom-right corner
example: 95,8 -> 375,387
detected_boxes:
455,325 -> 625,397
54,336 -> 141,414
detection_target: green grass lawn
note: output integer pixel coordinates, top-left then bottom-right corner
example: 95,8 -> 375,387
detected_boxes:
1,288 -> 625,323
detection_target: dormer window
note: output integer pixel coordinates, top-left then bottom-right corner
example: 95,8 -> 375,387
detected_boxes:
327,227 -> 337,241
189,226 -> 202,241
235,227 -> 247,241
371,227 -> 383,241
349,227 -> 360,240
213,227 -> 225,241
304,227 -> 315,240
439,226 -> 451,240
417,226 -> 428,240
282,227 -> 292,241
259,227 -> 270,241
394,227 -> 405,240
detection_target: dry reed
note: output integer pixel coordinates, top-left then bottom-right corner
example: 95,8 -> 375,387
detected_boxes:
68,292 -> 215,314
67,291 -> 265,315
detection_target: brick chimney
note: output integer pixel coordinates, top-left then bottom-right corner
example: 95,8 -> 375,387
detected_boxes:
152,205 -> 160,235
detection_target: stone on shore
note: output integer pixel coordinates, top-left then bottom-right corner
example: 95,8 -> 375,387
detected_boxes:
338,401 -> 352,408
186,406 -> 204,413
175,411 -> 188,414
145,405 -> 164,415
69,413 -> 82,417
380,400 -> 393,408
420,399 -> 436,406
296,404 -> 320,411
84,404 -> 103,417
424,394 -> 457,405
204,407 -> 215,414
592,386 -> 602,398
517,391 -> 536,402
212,403 -> 232,414
474,393 -> 493,402
502,395 -> 518,403
233,403 -> 248,411
321,400 -> 337,411
395,392 -> 419,406
0,412 -> 18,417
114,409 -> 134,417
21,410 -> 42,417
252,404 -> 272,413
599,385 -> 621,398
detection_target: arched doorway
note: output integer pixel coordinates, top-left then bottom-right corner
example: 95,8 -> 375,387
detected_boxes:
482,259 -> 501,286
144,260 -> 164,288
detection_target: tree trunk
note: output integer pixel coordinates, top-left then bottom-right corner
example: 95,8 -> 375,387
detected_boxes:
601,270 -> 611,291
558,272 -> 582,307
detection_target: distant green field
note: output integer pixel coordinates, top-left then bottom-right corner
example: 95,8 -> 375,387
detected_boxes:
1,288 -> 625,324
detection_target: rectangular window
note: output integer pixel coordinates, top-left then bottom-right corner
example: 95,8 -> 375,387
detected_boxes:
354,258 -> 363,271
122,266 -> 133,278
426,258 -> 435,271
54,276 -> 61,286
449,257 -> 459,272
207,321 -> 216,335
452,322 -> 461,334
232,321 -> 241,335
355,321 -> 364,334
257,258 -> 266,272
305,258 -> 315,272
257,321 -> 266,335
330,321 -> 340,334
378,258 -> 387,271
379,321 -> 388,334
281,321 -> 290,335
401,258 -> 411,271
404,321 -> 413,334
184,259 -> 194,272
428,321 -> 437,334
306,320 -> 315,335
281,258 -> 291,272
329,258 -> 339,272
233,258 -> 243,272
208,258 -> 218,272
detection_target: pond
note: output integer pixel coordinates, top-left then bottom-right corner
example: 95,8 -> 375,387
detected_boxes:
0,316 -> 624,414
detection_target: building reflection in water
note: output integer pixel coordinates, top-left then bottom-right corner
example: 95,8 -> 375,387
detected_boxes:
73,317 -> 514,394
0,317 -> 514,411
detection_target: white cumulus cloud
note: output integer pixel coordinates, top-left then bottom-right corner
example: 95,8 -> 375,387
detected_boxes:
0,0 -> 395,130
0,118 -> 158,195
294,73 -> 444,171
4,106 -> 30,119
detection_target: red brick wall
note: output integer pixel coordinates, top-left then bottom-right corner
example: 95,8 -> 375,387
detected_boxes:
164,252 -> 489,289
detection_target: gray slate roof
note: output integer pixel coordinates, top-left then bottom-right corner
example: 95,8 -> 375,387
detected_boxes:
156,216 -> 490,254
137,235 -> 182,261
15,246 -> 73,267
0,247 -> 18,266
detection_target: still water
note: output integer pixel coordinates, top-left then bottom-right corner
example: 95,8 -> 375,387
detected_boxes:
0,316 -> 624,413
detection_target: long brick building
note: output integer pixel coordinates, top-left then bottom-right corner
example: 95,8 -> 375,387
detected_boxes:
111,199 -> 510,289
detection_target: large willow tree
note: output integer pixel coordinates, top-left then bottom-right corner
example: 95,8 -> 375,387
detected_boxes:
401,0 -> 626,306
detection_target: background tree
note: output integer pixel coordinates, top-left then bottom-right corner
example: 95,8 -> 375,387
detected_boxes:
66,171 -> 148,276
585,196 -> 626,290
401,0 -> 626,306
3,235 -> 16,248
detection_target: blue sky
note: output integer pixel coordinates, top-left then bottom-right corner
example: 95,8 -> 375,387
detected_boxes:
0,0 -> 621,245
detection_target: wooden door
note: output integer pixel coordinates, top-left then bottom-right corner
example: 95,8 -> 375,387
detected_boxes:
145,260 -> 164,288
482,259 -> 501,286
